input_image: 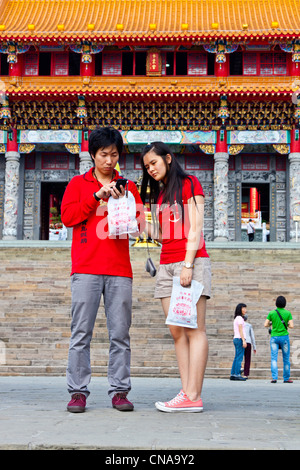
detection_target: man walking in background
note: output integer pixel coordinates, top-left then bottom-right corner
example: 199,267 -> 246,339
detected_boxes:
264,296 -> 294,383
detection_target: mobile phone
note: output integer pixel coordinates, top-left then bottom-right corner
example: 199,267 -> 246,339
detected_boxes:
115,178 -> 128,192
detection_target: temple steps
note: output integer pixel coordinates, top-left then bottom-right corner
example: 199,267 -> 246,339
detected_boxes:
0,245 -> 299,379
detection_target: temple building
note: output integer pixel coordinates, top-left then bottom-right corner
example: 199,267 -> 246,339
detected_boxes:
0,0 -> 300,242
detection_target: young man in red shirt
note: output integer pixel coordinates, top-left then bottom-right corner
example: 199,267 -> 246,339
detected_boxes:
61,127 -> 145,413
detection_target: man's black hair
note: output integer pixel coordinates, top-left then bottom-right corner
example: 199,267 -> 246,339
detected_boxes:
88,127 -> 123,158
276,296 -> 286,309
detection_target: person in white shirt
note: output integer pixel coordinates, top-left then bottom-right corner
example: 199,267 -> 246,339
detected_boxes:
246,219 -> 255,242
243,314 -> 256,378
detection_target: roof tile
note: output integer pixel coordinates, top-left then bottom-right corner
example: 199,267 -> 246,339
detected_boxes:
0,0 -> 299,39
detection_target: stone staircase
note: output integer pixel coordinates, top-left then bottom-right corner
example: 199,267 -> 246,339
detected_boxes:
0,244 -> 299,379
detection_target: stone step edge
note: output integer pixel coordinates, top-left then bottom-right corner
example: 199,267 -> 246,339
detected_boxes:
0,366 -> 299,377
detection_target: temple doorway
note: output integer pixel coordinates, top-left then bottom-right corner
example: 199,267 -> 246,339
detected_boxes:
40,182 -> 68,240
242,183 -> 270,241
242,183 -> 270,223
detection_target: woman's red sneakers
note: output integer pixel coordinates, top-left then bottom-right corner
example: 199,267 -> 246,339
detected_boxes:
155,390 -> 203,413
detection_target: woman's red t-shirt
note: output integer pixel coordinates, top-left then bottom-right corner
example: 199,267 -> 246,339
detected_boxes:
157,175 -> 209,264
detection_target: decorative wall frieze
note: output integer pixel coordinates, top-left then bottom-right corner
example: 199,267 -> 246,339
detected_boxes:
1,100 -> 295,131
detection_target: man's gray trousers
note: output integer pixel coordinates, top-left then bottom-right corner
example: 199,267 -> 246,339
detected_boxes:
67,273 -> 133,398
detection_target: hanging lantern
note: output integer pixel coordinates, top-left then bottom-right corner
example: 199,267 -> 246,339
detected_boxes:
292,44 -> 300,65
7,44 -> 18,63
76,95 -> 88,124
81,44 -> 92,63
218,95 -> 229,126
216,53 -> 226,64
0,97 -> 11,125
294,99 -> 300,126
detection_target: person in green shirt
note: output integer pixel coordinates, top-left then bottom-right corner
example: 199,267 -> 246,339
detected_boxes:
264,296 -> 294,383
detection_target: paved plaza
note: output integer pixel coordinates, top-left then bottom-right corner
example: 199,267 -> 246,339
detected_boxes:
0,376 -> 299,451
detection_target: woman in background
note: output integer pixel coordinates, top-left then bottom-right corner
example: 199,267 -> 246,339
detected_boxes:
230,303 -> 247,381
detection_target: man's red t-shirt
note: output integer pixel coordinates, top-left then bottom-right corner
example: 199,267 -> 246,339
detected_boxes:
157,175 -> 209,264
61,168 -> 145,278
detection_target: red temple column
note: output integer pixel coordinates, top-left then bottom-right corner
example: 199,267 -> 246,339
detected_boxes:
80,56 -> 94,76
290,129 -> 300,154
215,129 -> 227,153
9,59 -> 22,77
250,188 -> 258,216
215,59 -> 229,78
289,55 -> 300,77
81,129 -> 89,152
7,128 -> 18,152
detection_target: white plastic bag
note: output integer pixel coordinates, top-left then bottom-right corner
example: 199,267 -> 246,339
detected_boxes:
107,191 -> 138,236
166,277 -> 204,329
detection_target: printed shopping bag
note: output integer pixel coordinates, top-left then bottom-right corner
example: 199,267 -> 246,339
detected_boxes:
107,191 -> 138,236
166,277 -> 204,329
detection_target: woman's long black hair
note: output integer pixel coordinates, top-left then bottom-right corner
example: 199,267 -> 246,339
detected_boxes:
140,141 -> 196,213
234,303 -> 247,318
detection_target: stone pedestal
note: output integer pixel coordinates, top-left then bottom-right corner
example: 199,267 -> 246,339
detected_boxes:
2,151 -> 20,240
79,151 -> 92,175
288,152 -> 300,241
213,152 -> 229,241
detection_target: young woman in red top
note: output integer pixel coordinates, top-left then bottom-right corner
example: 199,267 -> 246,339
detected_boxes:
141,142 -> 211,412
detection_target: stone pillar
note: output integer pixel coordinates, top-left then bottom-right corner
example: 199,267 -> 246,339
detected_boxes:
79,130 -> 92,174
79,151 -> 92,174
288,152 -> 300,241
213,130 -> 229,241
214,151 -> 229,241
2,151 -> 20,240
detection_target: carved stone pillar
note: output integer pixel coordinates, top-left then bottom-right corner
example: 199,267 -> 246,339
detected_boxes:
3,151 -> 20,240
288,152 -> 300,241
79,151 -> 93,175
213,152 -> 229,241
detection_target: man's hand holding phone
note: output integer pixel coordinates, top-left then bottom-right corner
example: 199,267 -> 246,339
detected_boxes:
112,178 -> 127,198
95,178 -> 127,200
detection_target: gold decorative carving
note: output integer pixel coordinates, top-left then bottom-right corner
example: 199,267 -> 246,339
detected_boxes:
228,144 -> 244,155
65,143 -> 80,154
199,144 -> 215,154
272,144 -> 290,154
19,143 -> 35,154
